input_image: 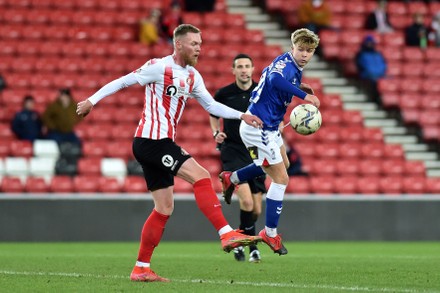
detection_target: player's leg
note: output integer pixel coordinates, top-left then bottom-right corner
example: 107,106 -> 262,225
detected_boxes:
177,155 -> 262,252
232,183 -> 254,261
130,137 -> 178,282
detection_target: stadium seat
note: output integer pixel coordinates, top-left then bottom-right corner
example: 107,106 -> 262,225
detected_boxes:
335,159 -> 360,176
309,159 -> 338,176
382,159 -> 405,176
425,178 -> 440,193
55,157 -> 78,176
123,176 -> 147,193
404,161 -> 426,176
29,157 -> 56,179
359,160 -> 382,176
1,176 -> 24,193
82,140 -> 107,158
4,157 -> 28,178
101,158 -> 127,179
50,176 -> 74,193
98,176 -> 122,193
402,177 -> 426,194
286,176 -> 311,194
379,176 -> 403,194
334,176 -> 358,194
33,139 -> 59,158
10,140 -> 33,157
357,176 -> 380,194
25,176 -> 49,193
77,157 -> 101,175
73,175 -> 100,193
310,176 -> 334,194
338,142 -> 362,159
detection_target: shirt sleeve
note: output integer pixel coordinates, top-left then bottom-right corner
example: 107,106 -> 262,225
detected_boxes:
268,72 -> 307,100
132,59 -> 163,86
87,72 -> 139,105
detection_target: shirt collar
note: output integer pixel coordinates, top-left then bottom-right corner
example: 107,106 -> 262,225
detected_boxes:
287,52 -> 303,72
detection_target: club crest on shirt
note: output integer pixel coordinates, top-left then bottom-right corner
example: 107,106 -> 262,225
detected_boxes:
186,76 -> 194,86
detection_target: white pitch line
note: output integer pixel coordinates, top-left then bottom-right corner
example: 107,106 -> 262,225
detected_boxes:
0,270 -> 436,293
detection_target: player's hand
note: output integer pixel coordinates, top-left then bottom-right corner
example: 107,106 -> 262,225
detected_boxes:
241,113 -> 263,128
300,83 -> 314,95
304,94 -> 320,108
215,132 -> 227,144
76,99 -> 94,117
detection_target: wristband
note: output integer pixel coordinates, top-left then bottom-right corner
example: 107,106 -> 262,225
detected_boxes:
213,130 -> 220,138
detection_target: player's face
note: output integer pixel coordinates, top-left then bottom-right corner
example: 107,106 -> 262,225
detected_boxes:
291,44 -> 315,68
176,32 -> 202,67
232,58 -> 254,84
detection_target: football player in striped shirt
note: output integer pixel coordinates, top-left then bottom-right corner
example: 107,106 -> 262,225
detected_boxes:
76,24 -> 263,282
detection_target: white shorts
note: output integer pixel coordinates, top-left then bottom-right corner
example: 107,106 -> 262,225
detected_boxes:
239,120 -> 284,166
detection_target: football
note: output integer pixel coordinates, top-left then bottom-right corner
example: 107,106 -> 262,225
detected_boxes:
289,104 -> 322,135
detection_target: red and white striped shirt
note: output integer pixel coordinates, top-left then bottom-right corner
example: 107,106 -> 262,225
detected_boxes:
87,55 -> 243,141
134,56 -> 205,140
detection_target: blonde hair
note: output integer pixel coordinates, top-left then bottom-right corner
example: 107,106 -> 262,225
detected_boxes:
291,28 -> 320,49
173,24 -> 201,41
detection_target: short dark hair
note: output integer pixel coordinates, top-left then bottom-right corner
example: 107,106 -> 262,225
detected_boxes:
173,24 -> 201,41
23,95 -> 34,105
232,53 -> 253,67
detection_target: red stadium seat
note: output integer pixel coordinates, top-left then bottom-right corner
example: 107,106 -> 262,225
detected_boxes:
403,177 -> 426,194
77,157 -> 101,175
357,176 -> 380,194
361,143 -> 385,159
382,159 -> 405,176
1,177 -> 24,193
379,176 -> 403,194
335,159 -> 360,176
309,159 -> 338,176
98,177 -> 122,193
25,177 -> 49,193
50,176 -> 74,193
334,176 -> 358,194
404,161 -> 426,176
425,178 -> 440,193
339,142 -> 362,159
383,144 -> 404,159
359,160 -> 382,176
123,176 -> 147,193
310,176 -> 334,194
10,140 -> 33,157
73,175 -> 100,193
286,177 -> 311,194
82,141 -> 107,158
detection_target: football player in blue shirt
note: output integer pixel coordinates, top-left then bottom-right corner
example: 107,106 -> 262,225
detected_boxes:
219,28 -> 320,255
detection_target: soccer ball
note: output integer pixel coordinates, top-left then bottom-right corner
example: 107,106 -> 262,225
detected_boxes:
289,104 -> 322,135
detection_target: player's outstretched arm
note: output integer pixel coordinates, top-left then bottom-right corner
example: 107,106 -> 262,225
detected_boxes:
241,113 -> 263,128
76,100 -> 93,117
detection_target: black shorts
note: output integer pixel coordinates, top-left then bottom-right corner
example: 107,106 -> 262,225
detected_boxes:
220,142 -> 267,194
132,137 -> 191,191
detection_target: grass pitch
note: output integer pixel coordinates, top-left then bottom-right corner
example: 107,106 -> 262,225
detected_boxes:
0,242 -> 439,292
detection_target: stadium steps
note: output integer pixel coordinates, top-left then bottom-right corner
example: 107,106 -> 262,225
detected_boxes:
225,0 -> 440,179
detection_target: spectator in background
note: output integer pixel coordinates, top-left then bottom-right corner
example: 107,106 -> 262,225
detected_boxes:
139,8 -> 163,46
297,0 -> 332,35
160,3 -> 183,43
184,0 -> 215,12
355,35 -> 387,104
428,12 -> 440,47
11,95 -> 43,142
405,13 -> 429,48
42,88 -> 82,145
364,0 -> 393,34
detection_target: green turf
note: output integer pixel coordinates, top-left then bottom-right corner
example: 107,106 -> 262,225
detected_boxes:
0,242 -> 439,292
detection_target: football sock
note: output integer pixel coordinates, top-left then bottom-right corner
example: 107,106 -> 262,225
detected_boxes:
239,209 -> 256,236
193,178 -> 229,232
234,163 -> 265,184
240,209 -> 258,251
135,261 -> 150,268
265,183 -> 286,233
137,209 -> 169,263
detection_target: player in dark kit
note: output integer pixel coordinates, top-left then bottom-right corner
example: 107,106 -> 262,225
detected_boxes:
210,54 -> 266,263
